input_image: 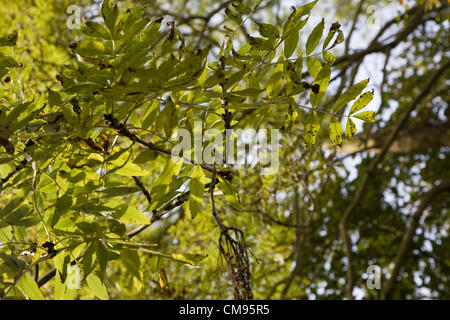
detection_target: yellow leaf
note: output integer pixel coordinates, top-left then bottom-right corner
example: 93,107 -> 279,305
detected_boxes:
329,116 -> 343,146
345,117 -> 357,139
352,111 -> 376,123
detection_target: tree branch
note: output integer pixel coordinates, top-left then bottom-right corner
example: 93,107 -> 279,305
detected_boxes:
381,180 -> 450,299
36,177 -> 218,287
132,176 -> 152,204
338,59 -> 450,299
104,113 -> 222,177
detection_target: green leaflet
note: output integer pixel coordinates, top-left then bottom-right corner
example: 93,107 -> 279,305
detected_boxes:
148,255 -> 164,273
113,205 -> 150,225
52,195 -> 73,227
86,273 -> 109,300
217,177 -> 241,210
149,178 -> 187,212
283,104 -> 298,130
284,30 -> 299,58
286,61 -> 300,84
48,88 -> 62,107
141,100 -> 160,129
171,252 -> 208,265
72,40 -> 110,57
81,241 -> 97,276
82,21 -> 110,39
0,226 -> 12,242
323,51 -> 335,65
17,273 -> 45,300
188,165 -> 205,219
2,204 -> 35,226
283,1 -> 317,36
323,30 -> 335,50
329,116 -> 343,146
152,157 -> 184,188
311,64 -> 330,106
307,57 -> 322,79
101,0 -> 119,35
223,69 -> 247,92
349,90 -> 374,114
114,162 -> 150,176
126,17 -> 162,54
306,18 -> 324,55
335,30 -> 344,45
352,111 -> 376,123
266,63 -> 284,98
7,101 -> 36,133
54,271 -> 77,300
109,151 -> 151,176
232,2 -> 252,14
120,250 -> 141,279
248,36 -> 275,51
0,31 -> 18,46
119,8 -> 148,45
0,253 -> 25,277
140,247 -> 207,266
95,241 -> 109,279
157,97 -> 177,138
0,67 -> 8,78
333,78 -> 369,112
323,22 -> 341,50
98,186 -> 139,198
304,110 -> 320,149
255,22 -> 280,39
225,7 -> 242,24
0,55 -> 20,68
232,88 -> 264,97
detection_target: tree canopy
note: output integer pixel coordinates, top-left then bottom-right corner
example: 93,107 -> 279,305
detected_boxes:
0,0 -> 449,300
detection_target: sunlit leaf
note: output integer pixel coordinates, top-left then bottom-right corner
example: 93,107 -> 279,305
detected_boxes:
306,18 -> 324,55
188,165 -> 205,219
284,30 -> 299,58
352,111 -> 376,123
86,273 -> 109,300
0,56 -> 20,68
349,89 -> 374,114
311,64 -> 330,106
101,0 -> 119,35
114,163 -> 150,176
17,273 -> 44,300
266,63 -> 284,98
0,31 -> 18,46
333,78 -> 369,112
345,117 -> 357,139
304,110 -> 320,149
329,116 -> 343,146
255,22 -> 280,39
113,205 -> 150,225
306,57 -> 322,79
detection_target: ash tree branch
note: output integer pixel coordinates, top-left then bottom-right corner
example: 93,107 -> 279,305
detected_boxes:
335,5 -> 425,67
36,191 -> 186,287
210,173 -> 226,233
104,113 -> 223,177
37,176 -> 218,287
344,0 -> 366,56
333,4 -> 447,80
132,176 -> 152,204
